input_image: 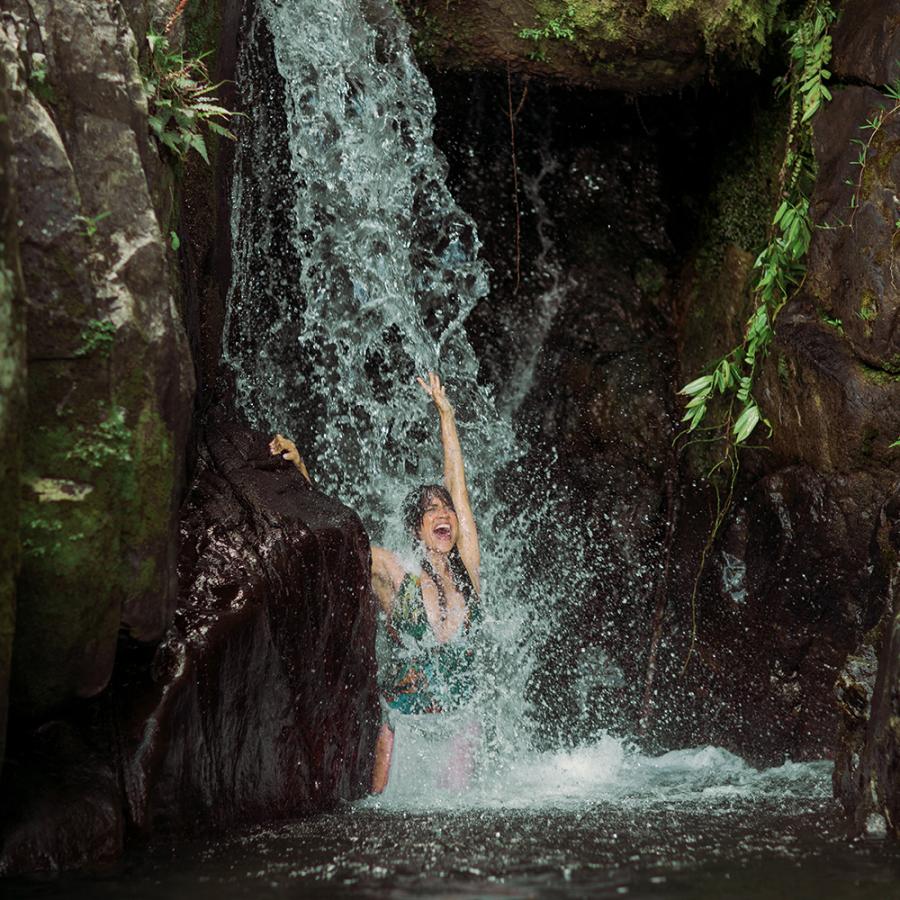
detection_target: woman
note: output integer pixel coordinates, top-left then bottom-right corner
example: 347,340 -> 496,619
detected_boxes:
269,372 -> 481,794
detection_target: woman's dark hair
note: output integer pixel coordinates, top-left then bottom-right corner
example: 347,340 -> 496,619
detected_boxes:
401,483 -> 479,605
402,483 -> 455,538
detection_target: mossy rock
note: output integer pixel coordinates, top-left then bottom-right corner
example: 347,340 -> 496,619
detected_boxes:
401,0 -> 785,91
3,1 -> 193,718
0,56 -> 25,768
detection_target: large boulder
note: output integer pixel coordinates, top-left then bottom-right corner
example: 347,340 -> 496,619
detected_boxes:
122,423 -> 380,833
0,0 -> 194,719
402,0 -> 785,91
0,422 -> 380,872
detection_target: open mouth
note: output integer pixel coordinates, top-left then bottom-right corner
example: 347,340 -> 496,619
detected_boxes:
433,524 -> 452,539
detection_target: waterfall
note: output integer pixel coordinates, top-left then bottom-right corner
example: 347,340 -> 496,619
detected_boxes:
225,0 -> 602,802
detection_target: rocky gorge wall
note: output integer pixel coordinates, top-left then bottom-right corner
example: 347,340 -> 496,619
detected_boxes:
1,0 -> 899,875
425,0 -> 900,778
0,0 -> 379,874
0,0 -> 194,724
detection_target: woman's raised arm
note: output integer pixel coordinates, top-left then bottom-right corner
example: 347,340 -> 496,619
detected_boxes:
417,372 -> 481,594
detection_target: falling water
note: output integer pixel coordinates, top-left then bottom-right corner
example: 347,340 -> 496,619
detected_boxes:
223,0 -> 832,817
224,0 -> 602,801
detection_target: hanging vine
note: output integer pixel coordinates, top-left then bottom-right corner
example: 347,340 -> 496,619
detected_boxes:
677,0 -> 837,671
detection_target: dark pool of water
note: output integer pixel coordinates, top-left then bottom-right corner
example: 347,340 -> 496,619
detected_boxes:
7,796 -> 900,900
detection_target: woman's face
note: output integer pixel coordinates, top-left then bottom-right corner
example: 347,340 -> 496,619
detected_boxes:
418,494 -> 458,553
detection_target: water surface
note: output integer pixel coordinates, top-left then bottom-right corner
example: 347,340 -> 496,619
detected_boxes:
10,746 -> 900,899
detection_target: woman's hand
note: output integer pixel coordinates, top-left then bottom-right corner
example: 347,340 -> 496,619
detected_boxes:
417,371 -> 453,417
269,433 -> 311,483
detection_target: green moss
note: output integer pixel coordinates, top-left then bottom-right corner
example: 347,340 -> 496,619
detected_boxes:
15,457 -> 123,713
648,0 -> 781,56
184,0 -> 222,72
67,405 -> 132,468
74,319 -> 116,358
516,0 -> 782,64
860,362 -> 900,385
411,13 -> 444,62
11,363 -> 131,714
858,291 -> 878,324
696,102 -> 787,277
119,400 -> 175,602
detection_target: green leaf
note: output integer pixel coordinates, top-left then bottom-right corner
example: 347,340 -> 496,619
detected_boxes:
682,402 -> 707,431
189,131 -> 210,164
170,231 -> 181,251
733,404 -> 761,444
679,374 -> 713,396
205,121 -> 237,140
685,394 -> 708,410
160,131 -> 181,153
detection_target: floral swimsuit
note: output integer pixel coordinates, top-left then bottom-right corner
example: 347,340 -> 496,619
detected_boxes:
380,571 -> 481,716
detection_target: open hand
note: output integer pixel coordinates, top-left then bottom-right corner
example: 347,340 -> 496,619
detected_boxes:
269,433 -> 300,463
268,433 -> 311,483
417,371 -> 453,416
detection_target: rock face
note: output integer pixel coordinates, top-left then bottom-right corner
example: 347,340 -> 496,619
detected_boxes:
652,2 -> 900,762
0,0 -> 194,719
0,49 -> 25,772
811,0 -> 900,837
0,0 -> 382,876
0,421 -> 380,872
402,0 -> 784,91
432,0 -> 899,767
123,423 -> 379,834
833,485 -> 899,837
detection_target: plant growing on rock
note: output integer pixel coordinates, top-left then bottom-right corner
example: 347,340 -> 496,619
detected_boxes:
677,0 -> 836,667
75,319 -> 116,359
142,29 -> 237,164
67,406 -> 132,469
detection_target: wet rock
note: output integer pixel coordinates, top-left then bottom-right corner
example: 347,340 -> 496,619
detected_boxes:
652,27 -> 899,763
0,720 -> 123,875
0,49 -> 25,771
402,0 -> 784,92
833,485 -> 900,837
0,422 -> 380,871
662,467 -> 889,762
122,423 -> 379,833
831,0 -> 900,89
0,0 -> 194,717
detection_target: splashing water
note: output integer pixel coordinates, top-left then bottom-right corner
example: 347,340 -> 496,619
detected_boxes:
224,0 -> 827,812
225,0 -> 594,796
